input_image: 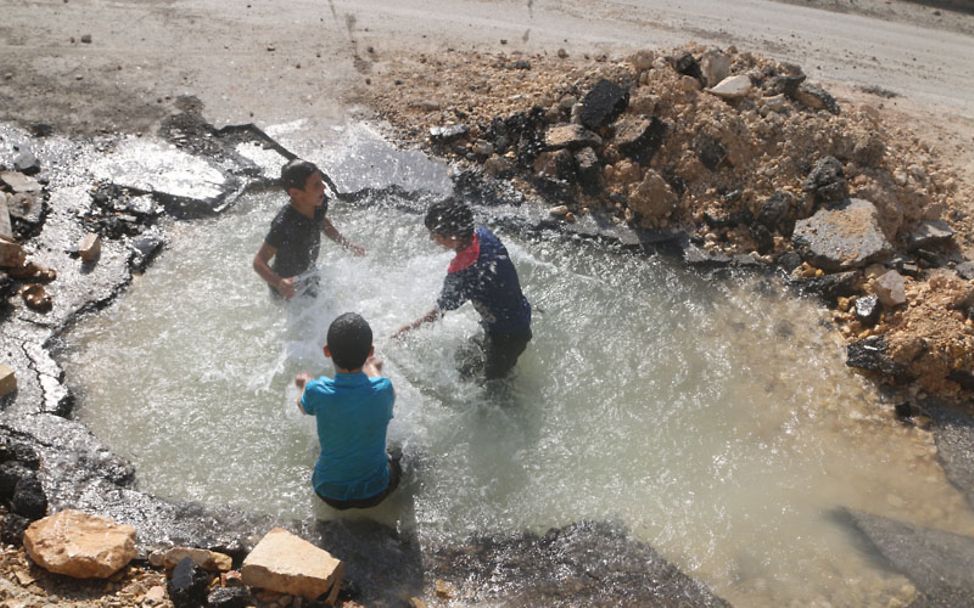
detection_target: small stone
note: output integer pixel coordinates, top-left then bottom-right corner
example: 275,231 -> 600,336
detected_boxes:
904,220 -> 954,251
855,295 -> 881,326
145,585 -> 166,603
434,579 -> 454,599
11,476 -> 47,520
549,205 -> 570,217
80,34 -> 92,43
207,586 -> 253,608
955,261 -> 974,281
544,124 -> 602,150
874,270 -> 906,307
0,172 -> 42,193
149,547 -> 233,573
557,48 -> 568,58
578,79 -> 629,130
168,558 -> 212,608
78,233 -> 101,263
699,49 -> 731,87
794,82 -> 840,114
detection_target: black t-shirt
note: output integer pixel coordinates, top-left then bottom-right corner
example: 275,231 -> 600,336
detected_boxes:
265,201 -> 328,278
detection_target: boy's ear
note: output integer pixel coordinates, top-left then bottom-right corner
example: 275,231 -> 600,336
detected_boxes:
323,345 -> 332,359
368,345 -> 375,358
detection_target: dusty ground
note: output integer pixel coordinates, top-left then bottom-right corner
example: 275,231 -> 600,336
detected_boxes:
2,0 -> 974,605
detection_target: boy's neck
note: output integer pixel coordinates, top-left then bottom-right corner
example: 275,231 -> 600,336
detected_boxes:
289,198 -> 318,219
335,366 -> 363,374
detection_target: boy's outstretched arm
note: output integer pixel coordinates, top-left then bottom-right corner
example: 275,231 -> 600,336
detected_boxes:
393,306 -> 442,339
294,372 -> 312,414
363,354 -> 384,378
321,217 -> 366,256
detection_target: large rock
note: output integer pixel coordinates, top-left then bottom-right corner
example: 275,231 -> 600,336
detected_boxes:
24,510 -> 137,579
841,509 -> 974,608
792,198 -> 893,271
613,116 -> 666,164
240,527 -> 343,602
578,80 -> 629,130
544,124 -> 602,150
628,170 -> 678,225
699,50 -> 731,87
149,546 -> 233,572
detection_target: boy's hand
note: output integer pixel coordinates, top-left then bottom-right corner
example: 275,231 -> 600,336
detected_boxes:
295,372 -> 313,390
364,354 -> 384,377
277,277 -> 297,300
392,324 -> 412,340
347,243 -> 367,256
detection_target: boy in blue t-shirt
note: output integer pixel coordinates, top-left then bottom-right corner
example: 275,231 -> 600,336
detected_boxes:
295,312 -> 399,509
395,199 -> 532,379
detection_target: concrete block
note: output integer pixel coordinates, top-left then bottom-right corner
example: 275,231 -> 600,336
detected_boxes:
0,364 -> 15,397
78,233 -> 101,263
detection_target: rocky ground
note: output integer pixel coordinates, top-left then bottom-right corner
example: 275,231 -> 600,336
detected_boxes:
356,43 -> 974,404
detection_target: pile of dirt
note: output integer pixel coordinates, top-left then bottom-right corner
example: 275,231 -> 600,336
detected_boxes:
360,44 -> 974,401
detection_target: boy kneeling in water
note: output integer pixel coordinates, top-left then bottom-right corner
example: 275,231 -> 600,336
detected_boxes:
296,313 -> 400,509
395,199 -> 532,380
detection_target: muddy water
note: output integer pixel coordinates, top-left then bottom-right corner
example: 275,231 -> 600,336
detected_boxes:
62,180 -> 974,606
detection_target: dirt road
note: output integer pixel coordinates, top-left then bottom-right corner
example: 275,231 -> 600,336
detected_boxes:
1,0 -> 972,136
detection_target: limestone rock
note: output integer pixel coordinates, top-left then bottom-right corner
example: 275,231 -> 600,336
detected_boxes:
707,75 -> 752,100
956,261 -> 974,281
0,171 -> 42,193
24,510 -> 137,579
241,527 -> 343,602
544,124 -> 602,151
574,147 -> 601,194
792,198 -> 893,271
428,124 -> 468,145
78,233 -> 101,263
699,50 -> 731,87
0,194 -> 13,239
149,546 -> 233,572
0,364 -> 16,398
875,270 -> 907,307
628,171 -> 678,226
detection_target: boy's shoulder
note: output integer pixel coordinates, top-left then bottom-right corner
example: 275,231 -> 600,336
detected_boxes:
369,376 -> 394,392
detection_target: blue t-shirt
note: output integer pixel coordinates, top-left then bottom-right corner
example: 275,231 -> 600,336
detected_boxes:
300,372 -> 395,501
437,227 -> 531,335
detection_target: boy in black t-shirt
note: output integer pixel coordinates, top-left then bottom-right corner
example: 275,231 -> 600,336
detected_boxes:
253,159 -> 365,300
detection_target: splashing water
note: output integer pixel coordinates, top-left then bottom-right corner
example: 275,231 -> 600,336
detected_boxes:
62,162 -> 974,607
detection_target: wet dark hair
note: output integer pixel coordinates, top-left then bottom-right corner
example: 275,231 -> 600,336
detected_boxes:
424,198 -> 474,239
327,312 -> 373,370
280,159 -> 320,192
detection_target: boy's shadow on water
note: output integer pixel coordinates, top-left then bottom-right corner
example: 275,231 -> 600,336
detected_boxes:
310,468 -> 425,605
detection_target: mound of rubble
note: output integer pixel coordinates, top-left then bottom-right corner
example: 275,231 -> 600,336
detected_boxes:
363,44 -> 974,402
